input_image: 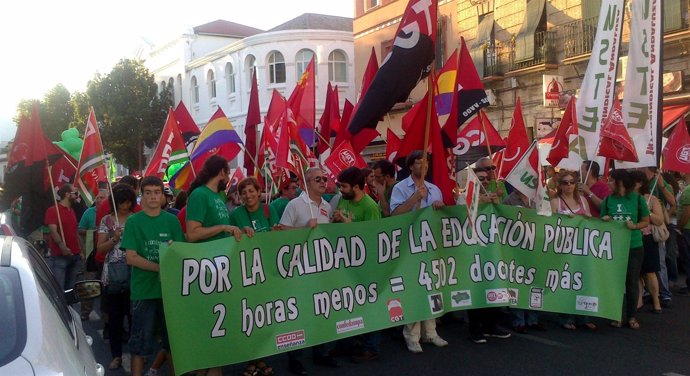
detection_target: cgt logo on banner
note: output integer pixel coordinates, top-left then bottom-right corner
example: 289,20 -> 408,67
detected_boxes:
387,299 -> 404,322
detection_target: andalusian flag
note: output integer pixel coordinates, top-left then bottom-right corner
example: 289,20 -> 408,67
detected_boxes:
76,108 -> 107,206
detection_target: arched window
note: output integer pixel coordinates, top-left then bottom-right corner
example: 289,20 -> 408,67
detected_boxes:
225,62 -> 236,94
328,50 -> 348,83
176,74 -> 183,103
296,49 -> 315,79
268,51 -> 286,84
191,76 -> 199,104
246,55 -> 256,87
207,69 -> 216,99
168,77 -> 175,103
159,81 -> 166,94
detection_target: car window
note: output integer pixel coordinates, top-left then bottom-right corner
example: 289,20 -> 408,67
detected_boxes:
0,268 -> 26,367
22,239 -> 75,341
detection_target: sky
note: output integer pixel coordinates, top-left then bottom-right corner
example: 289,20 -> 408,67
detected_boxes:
0,0 -> 354,142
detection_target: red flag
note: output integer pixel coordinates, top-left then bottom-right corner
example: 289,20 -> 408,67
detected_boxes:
498,98 -> 530,179
454,110 -> 506,165
360,47 -> 379,101
547,96 -> 577,167
333,99 -> 355,149
430,114 -> 457,205
288,57 -> 316,147
663,117 -> 690,173
323,140 -> 367,177
244,69 -> 261,174
318,83 -> 341,154
50,152 -> 78,189
398,92 -> 434,158
257,121 -> 282,189
386,129 -> 402,167
228,167 -> 246,188
598,100 -> 639,163
144,109 -> 190,179
174,101 -> 200,148
76,108 -> 108,206
266,90 -> 287,132
456,37 -> 489,128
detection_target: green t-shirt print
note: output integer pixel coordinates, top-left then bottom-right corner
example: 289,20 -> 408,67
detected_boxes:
229,205 -> 279,233
600,192 -> 649,249
336,194 -> 382,222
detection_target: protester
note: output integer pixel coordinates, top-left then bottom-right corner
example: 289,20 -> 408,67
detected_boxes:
362,167 -> 378,202
45,183 -> 82,291
173,190 -> 187,211
550,170 -> 596,330
390,151 -> 448,353
503,189 -> 545,333
225,184 -> 241,214
372,159 -> 397,217
631,170 -> 664,314
163,187 -> 179,215
674,172 -> 690,296
332,167 -> 382,362
270,179 -> 299,219
660,171 -> 681,306
184,156 -> 244,376
476,157 -> 506,202
579,160 -> 609,217
96,184 -> 137,370
601,169 -> 650,329
78,188 -> 107,321
121,176 -> 184,376
465,168 -> 511,343
279,167 -> 339,374
230,177 -> 280,234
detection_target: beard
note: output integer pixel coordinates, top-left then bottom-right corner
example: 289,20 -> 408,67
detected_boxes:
341,190 -> 355,200
217,179 -> 228,193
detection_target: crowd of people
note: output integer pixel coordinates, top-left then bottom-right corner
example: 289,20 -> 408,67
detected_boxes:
37,150 -> 690,376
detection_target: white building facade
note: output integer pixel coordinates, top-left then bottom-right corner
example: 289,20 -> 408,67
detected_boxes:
145,15 -> 355,167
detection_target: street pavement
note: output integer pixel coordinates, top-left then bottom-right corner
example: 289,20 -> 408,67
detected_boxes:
85,290 -> 690,376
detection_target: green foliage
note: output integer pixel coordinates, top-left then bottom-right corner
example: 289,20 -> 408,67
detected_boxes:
12,85 -> 75,142
69,91 -> 91,133
87,59 -> 173,170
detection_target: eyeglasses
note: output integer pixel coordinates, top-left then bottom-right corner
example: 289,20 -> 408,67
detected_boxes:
311,176 -> 328,183
478,165 -> 497,172
560,180 -> 576,186
69,191 -> 79,196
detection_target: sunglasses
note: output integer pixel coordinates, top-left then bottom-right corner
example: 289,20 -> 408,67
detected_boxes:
560,180 -> 576,186
312,176 -> 328,183
478,166 -> 497,172
477,176 -> 488,182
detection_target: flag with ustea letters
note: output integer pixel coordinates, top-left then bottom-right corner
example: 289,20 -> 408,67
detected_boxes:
76,107 -> 108,206
662,118 -> 690,174
597,99 -> 638,163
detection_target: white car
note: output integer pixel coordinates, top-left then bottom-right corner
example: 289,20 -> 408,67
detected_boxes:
0,236 -> 105,376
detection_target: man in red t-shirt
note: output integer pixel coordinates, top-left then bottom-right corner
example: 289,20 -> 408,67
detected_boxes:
45,184 -> 82,291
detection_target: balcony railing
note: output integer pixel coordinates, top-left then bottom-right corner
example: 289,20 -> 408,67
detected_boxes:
561,17 -> 598,59
508,30 -> 557,71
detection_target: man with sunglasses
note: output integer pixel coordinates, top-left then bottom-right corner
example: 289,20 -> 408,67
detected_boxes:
390,150 -> 448,353
45,184 -> 82,291
278,168 -> 339,373
476,157 -> 507,202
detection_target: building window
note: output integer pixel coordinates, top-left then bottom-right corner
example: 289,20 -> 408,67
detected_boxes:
365,0 -> 380,11
296,49 -> 315,79
268,51 -> 286,84
328,50 -> 347,83
207,70 -> 216,99
246,55 -> 256,87
225,62 -> 236,94
168,77 -> 175,103
191,76 -> 199,104
176,74 -> 182,104
159,81 -> 166,95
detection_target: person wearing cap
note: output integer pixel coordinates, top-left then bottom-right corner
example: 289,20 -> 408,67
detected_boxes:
162,187 -> 179,215
270,179 -> 300,219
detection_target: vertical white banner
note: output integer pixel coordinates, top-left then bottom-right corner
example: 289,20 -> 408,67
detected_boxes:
619,0 -> 662,168
575,0 -> 625,162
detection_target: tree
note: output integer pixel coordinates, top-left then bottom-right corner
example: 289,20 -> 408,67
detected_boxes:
69,91 -> 91,133
87,59 -> 172,171
12,84 -> 74,141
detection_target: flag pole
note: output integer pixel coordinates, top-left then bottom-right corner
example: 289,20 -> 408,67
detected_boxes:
239,144 -> 258,175
105,154 -> 120,227
46,160 -> 66,243
295,156 -> 315,219
421,67 -> 436,180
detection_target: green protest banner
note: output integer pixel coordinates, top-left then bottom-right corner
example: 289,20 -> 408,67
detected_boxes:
160,204 -> 630,374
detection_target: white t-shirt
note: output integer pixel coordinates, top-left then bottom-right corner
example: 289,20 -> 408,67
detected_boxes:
280,192 -> 333,227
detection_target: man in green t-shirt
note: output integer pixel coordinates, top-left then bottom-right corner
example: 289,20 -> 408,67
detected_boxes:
185,155 -> 243,243
333,167 -> 381,223
121,176 -> 185,376
476,157 -> 507,202
332,167 -> 382,363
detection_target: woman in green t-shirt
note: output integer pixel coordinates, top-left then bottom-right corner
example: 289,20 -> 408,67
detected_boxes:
601,169 -> 650,329
230,177 -> 280,235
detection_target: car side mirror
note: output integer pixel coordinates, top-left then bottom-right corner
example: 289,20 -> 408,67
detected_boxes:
65,280 -> 103,305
